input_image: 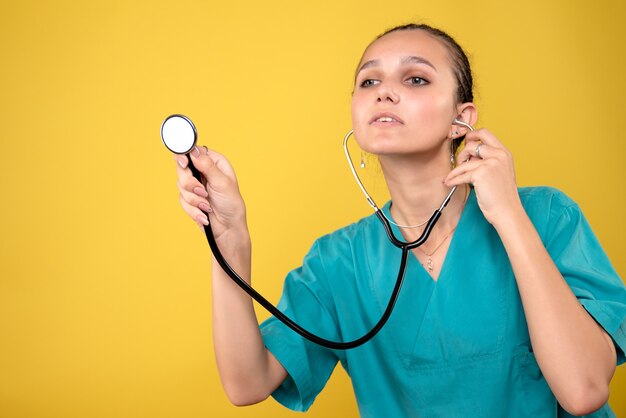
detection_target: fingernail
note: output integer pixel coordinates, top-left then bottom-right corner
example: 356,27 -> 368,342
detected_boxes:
193,187 -> 208,197
199,202 -> 210,212
191,146 -> 200,158
177,156 -> 188,169
196,213 -> 209,225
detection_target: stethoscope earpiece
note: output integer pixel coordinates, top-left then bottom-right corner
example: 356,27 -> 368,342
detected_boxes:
452,119 -> 474,132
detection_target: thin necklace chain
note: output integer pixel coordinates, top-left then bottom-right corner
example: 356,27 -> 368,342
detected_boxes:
416,226 -> 458,257
416,226 -> 457,274
413,186 -> 469,273
383,212 -> 429,229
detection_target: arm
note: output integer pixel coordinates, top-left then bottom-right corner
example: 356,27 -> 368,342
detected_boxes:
210,229 -> 288,405
493,204 -> 616,415
445,129 -> 616,415
175,147 -> 287,405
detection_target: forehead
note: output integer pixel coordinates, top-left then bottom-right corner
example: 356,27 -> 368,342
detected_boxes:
358,30 -> 452,73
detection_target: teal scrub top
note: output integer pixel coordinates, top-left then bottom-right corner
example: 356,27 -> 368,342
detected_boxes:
260,187 -> 626,417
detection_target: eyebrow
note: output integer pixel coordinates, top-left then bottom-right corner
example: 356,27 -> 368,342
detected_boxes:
356,55 -> 438,77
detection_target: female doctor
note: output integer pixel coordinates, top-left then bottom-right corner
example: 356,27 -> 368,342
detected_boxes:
173,24 -> 626,417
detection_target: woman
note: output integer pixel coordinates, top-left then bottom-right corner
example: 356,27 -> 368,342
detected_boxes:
174,24 -> 626,417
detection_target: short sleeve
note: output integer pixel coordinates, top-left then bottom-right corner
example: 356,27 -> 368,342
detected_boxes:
259,240 -> 340,411
546,202 -> 626,365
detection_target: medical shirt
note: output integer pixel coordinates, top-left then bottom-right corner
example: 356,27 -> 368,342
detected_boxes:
260,187 -> 626,417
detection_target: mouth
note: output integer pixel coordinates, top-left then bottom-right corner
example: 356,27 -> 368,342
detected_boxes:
369,112 -> 404,125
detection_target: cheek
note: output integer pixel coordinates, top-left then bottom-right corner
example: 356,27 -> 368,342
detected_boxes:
350,95 -> 370,138
411,93 -> 456,130
416,92 -> 451,115
350,95 -> 372,149
350,95 -> 365,124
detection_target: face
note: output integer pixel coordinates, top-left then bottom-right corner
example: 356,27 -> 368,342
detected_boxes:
351,30 -> 460,157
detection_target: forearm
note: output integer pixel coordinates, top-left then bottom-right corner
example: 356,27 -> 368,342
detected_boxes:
210,229 -> 286,405
494,207 -> 616,414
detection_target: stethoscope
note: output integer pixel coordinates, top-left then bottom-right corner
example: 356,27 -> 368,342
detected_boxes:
161,114 -> 474,349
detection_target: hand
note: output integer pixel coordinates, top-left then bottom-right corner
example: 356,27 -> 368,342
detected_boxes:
175,146 -> 248,243
444,128 -> 523,226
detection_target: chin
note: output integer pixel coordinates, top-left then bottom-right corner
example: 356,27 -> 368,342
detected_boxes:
356,132 -> 416,156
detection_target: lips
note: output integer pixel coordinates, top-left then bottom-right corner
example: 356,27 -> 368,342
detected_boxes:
369,112 -> 404,124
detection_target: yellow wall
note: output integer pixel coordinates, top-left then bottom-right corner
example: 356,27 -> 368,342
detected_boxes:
1,0 -> 624,416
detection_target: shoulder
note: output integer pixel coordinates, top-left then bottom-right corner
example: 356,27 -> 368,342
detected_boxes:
518,186 -> 577,210
291,212 -> 380,287
518,186 -> 580,220
517,186 -> 586,242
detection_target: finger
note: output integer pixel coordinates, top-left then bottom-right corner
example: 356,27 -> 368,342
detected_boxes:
460,142 -> 512,167
174,154 -> 188,169
180,193 -> 210,226
204,148 -> 238,179
178,181 -> 211,211
464,128 -> 504,149
189,145 -> 238,179
189,146 -> 235,191
445,171 -> 475,188
456,139 -> 476,163
446,159 -> 482,183
457,140 -> 488,163
176,161 -> 206,195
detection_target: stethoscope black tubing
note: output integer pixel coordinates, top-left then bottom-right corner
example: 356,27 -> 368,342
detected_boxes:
188,158 -> 442,349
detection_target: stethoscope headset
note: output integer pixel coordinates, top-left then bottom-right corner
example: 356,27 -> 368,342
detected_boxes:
161,114 -> 473,349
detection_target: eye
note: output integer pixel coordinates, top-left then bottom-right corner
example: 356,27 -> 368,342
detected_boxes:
406,76 -> 428,86
359,79 -> 379,88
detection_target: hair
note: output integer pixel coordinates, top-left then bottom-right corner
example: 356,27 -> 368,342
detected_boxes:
366,23 -> 474,153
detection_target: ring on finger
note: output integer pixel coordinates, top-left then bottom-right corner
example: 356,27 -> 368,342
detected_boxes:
202,145 -> 209,155
475,143 -> 484,159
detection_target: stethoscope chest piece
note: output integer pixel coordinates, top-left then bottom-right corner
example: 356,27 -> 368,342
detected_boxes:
161,114 -> 197,154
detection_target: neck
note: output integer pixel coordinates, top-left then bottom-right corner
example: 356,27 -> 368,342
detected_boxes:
379,151 -> 467,234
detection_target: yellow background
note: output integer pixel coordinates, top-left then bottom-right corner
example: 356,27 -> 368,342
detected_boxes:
1,0 -> 624,416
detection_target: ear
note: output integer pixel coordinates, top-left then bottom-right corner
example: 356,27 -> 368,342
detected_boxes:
449,102 -> 478,138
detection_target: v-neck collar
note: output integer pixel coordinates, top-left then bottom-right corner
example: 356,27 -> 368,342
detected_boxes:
380,188 -> 476,284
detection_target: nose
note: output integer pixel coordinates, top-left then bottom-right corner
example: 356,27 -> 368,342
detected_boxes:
376,83 -> 399,104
